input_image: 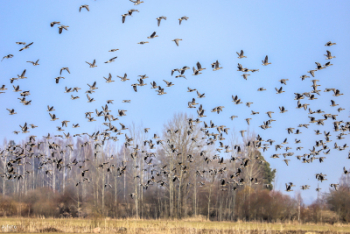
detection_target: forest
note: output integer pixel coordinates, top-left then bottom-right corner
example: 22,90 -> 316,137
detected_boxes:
0,113 -> 349,224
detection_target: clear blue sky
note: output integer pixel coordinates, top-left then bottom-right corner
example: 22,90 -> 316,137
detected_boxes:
1,0 -> 350,204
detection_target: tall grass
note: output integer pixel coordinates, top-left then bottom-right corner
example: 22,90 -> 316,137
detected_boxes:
0,217 -> 348,233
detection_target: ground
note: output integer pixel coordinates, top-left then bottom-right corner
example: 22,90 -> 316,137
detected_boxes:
0,218 -> 348,233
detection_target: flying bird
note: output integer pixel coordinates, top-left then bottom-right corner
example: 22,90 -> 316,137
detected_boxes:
79,5 -> 89,12
156,16 -> 167,26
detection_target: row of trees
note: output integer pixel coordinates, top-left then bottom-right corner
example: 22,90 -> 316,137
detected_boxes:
0,113 -> 348,222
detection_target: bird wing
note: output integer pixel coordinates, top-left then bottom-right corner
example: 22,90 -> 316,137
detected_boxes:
264,55 -> 268,63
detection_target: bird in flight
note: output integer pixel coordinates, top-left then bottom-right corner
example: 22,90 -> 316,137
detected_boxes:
156,16 -> 167,26
19,42 -> 33,52
79,5 -> 89,12
178,16 -> 189,25
172,39 -> 182,46
86,59 -> 97,68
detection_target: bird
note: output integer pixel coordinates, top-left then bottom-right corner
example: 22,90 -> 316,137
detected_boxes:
49,113 -> 59,121
196,91 -> 205,98
138,41 -> 149,45
262,55 -> 271,66
156,16 -> 167,26
121,14 -> 128,23
131,84 -> 138,92
87,81 -> 98,90
17,69 -> 27,79
86,59 -> 97,68
178,16 -> 189,25
117,73 -> 129,82
192,67 -> 202,76
163,80 -> 174,87
26,59 -> 39,66
285,183 -> 294,192
104,73 -> 115,83
275,87 -> 285,94
279,106 -> 287,113
330,100 -> 338,107
50,21 -> 60,27
196,62 -> 206,71
6,109 -> 17,115
86,94 -> 95,103
315,62 -> 324,70
325,41 -> 336,46
330,184 -> 339,191
242,74 -> 250,80
58,25 -> 69,34
79,5 -> 89,12
300,75 -> 310,81
105,57 -> 117,64
308,70 -> 317,77
128,9 -> 139,16
279,79 -> 289,85
47,106 -> 55,112
324,50 -> 336,60
2,54 -> 14,61
19,42 -> 33,51
130,0 -> 144,5
172,39 -> 182,46
147,31 -> 158,39
13,85 -> 22,92
236,50 -> 247,59
60,67 -> 70,75
211,60 -> 223,71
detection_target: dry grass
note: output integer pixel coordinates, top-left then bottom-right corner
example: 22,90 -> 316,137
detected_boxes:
0,217 -> 348,233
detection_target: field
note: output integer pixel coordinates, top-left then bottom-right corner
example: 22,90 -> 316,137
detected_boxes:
0,218 -> 349,233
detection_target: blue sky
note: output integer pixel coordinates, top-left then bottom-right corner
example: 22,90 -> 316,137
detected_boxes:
1,0 -> 350,204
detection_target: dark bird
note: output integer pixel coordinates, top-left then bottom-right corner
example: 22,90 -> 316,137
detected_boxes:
19,42 -> 33,52
50,21 -> 60,27
178,16 -> 189,25
147,31 -> 158,39
2,54 -> 14,61
105,57 -> 117,63
58,25 -> 69,34
79,5 -> 89,12
262,55 -> 271,66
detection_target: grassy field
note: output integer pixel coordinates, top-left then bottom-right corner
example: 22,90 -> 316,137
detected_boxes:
0,217 -> 348,233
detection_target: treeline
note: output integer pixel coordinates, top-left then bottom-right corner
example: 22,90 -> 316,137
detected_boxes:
0,113 -> 349,223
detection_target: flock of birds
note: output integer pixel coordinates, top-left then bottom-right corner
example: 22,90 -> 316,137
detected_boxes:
1,0 -> 349,200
